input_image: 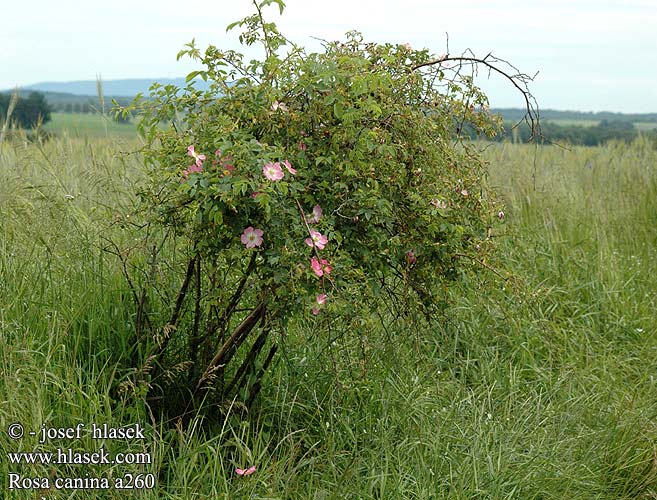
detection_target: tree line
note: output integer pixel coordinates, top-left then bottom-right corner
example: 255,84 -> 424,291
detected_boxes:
0,92 -> 52,129
492,107 -> 657,125
2,91 -> 655,145
1,91 -> 133,127
498,119 -> 652,146
462,118 -> 656,147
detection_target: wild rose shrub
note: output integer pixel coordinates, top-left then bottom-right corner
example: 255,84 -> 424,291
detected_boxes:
131,0 -> 502,417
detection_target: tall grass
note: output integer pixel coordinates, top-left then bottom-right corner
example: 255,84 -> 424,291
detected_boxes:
0,89 -> 20,146
1,136 -> 656,498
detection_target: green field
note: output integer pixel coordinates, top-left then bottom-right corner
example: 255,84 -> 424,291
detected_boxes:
545,118 -> 657,130
635,121 -> 657,131
40,113 -> 657,143
44,112 -> 137,137
544,118 -> 600,127
1,136 -> 657,498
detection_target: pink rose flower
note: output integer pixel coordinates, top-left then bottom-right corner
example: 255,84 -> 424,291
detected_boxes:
305,230 -> 328,250
263,162 -> 284,181
430,199 -> 448,209
311,257 -> 323,277
405,250 -> 417,265
240,227 -> 264,248
311,258 -> 331,277
282,159 -> 296,175
187,145 -> 206,167
308,205 -> 322,224
271,101 -> 288,112
181,163 -> 202,181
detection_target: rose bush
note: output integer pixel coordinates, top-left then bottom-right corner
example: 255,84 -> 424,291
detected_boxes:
126,0 -> 505,419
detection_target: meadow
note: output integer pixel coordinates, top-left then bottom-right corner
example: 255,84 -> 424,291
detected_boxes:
44,112 -> 137,138
1,131 -> 656,499
545,119 -> 657,131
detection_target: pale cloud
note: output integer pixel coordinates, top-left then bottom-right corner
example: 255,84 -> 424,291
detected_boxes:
1,0 -> 655,112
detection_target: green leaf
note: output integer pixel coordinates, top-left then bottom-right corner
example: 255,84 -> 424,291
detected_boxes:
333,101 -> 345,120
186,71 -> 201,82
352,77 -> 367,96
259,0 -> 286,15
226,20 -> 242,33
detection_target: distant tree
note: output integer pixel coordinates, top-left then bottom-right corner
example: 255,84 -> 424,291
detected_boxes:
486,118 -> 640,146
64,103 -> 73,113
0,91 -> 51,129
0,93 -> 8,118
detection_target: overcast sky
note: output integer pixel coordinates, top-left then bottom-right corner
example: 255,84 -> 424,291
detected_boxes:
2,0 -> 656,112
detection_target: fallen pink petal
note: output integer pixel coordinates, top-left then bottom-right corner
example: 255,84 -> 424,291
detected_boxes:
235,466 -> 256,476
316,293 -> 327,305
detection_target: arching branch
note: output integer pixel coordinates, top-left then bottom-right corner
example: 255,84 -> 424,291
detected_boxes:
411,53 -> 541,141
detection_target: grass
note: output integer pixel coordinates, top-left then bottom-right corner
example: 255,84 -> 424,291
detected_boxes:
44,112 -> 137,138
635,122 -> 657,132
545,118 -> 601,127
40,114 -> 657,141
1,136 -> 657,498
545,119 -> 657,131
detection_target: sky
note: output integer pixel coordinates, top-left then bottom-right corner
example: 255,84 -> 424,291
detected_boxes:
2,0 -> 656,112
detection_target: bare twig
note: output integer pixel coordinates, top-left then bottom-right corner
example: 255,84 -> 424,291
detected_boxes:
411,54 -> 541,141
453,252 -> 508,281
196,302 -> 266,391
151,255 -> 197,358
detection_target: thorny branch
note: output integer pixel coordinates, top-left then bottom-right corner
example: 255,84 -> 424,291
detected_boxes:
411,53 -> 541,142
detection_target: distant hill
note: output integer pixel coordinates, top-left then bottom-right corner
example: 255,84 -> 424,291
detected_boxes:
4,78 -> 657,124
0,91 -> 135,114
0,78 -> 213,114
4,77 -> 211,97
